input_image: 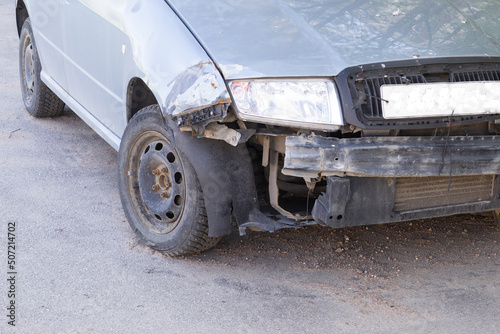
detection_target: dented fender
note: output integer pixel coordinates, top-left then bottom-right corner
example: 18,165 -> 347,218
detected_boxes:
165,62 -> 230,117
121,0 -> 230,132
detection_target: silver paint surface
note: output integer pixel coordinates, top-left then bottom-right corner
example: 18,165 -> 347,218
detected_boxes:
24,0 -> 228,142
169,0 -> 500,79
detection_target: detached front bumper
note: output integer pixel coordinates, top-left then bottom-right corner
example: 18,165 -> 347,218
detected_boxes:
282,135 -> 500,228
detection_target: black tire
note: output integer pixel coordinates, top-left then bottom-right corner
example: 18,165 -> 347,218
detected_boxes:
118,105 -> 221,256
19,18 -> 65,117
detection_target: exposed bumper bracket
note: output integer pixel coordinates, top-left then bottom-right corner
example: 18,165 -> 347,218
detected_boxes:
312,177 -> 351,226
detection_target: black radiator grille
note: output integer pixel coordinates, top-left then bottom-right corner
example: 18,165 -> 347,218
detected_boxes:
452,70 -> 500,82
356,69 -> 500,121
363,75 -> 426,118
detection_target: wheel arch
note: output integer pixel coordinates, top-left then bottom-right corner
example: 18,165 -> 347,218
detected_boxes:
126,77 -> 159,123
15,0 -> 29,36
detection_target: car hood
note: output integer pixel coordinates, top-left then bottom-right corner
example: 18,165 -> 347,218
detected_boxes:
168,0 -> 500,79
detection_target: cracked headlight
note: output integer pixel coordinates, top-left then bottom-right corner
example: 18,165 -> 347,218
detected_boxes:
229,80 -> 343,131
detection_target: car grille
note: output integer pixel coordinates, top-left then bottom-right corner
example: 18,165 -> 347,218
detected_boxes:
452,70 -> 500,82
353,67 -> 500,123
363,75 -> 426,118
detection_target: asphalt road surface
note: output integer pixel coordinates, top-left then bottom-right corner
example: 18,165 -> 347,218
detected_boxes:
1,2 -> 499,333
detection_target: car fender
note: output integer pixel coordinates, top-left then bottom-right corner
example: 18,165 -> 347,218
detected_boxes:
121,0 -> 230,122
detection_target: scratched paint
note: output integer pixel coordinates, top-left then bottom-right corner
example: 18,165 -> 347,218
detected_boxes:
165,62 -> 231,116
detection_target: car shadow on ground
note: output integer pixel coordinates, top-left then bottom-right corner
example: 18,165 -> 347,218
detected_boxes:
129,214 -> 499,279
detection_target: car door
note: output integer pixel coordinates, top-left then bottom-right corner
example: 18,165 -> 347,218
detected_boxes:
28,0 -> 69,92
61,0 -> 129,136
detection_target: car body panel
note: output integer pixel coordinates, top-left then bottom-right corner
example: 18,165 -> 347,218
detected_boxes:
22,0 -> 230,142
117,0 -> 230,122
61,0 -> 129,136
26,0 -> 68,89
168,0 -> 500,79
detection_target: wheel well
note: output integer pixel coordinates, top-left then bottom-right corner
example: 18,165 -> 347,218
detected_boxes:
126,78 -> 158,122
16,0 -> 29,36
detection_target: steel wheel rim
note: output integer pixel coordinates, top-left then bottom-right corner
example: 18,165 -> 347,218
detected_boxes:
127,131 -> 186,235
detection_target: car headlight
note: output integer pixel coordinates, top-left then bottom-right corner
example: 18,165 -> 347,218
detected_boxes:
228,80 -> 343,131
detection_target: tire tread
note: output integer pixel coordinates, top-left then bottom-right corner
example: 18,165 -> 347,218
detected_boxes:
30,83 -> 65,118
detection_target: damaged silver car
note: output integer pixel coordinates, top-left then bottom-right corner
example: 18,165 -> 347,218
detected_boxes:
16,0 -> 500,255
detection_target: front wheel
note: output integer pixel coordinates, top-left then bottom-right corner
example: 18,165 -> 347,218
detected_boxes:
118,105 -> 221,256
